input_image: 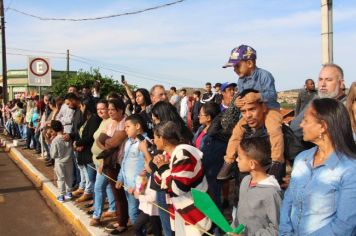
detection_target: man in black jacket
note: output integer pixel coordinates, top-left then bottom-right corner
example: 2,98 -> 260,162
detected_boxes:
295,79 -> 317,115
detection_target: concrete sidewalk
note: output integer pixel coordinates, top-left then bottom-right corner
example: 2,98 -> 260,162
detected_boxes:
0,136 -> 122,236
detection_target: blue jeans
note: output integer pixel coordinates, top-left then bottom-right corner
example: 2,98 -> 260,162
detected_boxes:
72,152 -> 81,187
20,124 -> 27,139
78,164 -> 94,194
5,119 -> 13,136
87,163 -> 96,185
93,170 -> 116,219
156,191 -> 172,236
125,191 -> 139,224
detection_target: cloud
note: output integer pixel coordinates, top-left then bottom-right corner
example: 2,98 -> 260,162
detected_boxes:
4,1 -> 356,90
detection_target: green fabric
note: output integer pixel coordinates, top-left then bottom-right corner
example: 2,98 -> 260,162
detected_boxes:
192,188 -> 244,234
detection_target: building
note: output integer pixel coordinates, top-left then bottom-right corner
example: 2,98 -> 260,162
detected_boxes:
0,69 -> 76,100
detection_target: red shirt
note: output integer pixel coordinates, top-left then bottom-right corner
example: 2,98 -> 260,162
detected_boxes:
195,130 -> 206,149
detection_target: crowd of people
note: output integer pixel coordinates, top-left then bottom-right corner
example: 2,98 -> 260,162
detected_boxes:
1,44 -> 356,236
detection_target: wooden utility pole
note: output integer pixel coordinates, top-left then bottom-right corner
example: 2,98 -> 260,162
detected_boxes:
0,0 -> 8,103
321,0 -> 333,64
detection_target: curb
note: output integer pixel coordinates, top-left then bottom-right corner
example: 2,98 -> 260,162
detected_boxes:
1,138 -> 107,236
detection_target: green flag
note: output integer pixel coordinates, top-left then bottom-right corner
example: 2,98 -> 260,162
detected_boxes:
192,188 -> 244,234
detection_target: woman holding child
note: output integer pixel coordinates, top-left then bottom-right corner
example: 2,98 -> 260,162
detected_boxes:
95,98 -> 129,234
280,98 -> 356,235
90,100 -> 117,227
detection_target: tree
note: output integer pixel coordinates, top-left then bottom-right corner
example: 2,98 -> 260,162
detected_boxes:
52,68 -> 128,97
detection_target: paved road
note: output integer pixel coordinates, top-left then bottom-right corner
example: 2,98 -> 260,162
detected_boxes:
0,149 -> 75,236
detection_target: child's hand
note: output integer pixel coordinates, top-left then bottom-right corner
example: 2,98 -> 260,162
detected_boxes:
153,154 -> 169,168
127,188 -> 134,195
227,233 -> 243,236
224,155 -> 235,164
139,169 -> 147,176
115,181 -> 123,189
75,146 -> 84,152
63,134 -> 70,141
133,191 -> 140,199
97,163 -> 103,175
234,96 -> 244,108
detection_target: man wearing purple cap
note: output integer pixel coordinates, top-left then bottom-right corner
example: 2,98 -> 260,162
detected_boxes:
219,45 -> 284,182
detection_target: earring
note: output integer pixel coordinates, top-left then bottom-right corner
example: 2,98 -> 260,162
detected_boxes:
319,133 -> 323,139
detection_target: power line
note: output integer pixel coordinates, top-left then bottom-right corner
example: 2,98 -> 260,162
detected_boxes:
3,51 -> 67,59
8,0 -> 186,21
5,0 -> 14,12
4,47 -> 190,87
71,57 -> 182,86
70,53 -> 203,85
7,47 -> 66,55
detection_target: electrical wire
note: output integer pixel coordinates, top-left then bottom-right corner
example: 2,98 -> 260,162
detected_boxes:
70,54 -> 188,86
70,57 -> 182,86
5,0 -> 14,12
70,53 -> 202,85
4,47 -> 190,87
7,47 -> 66,55
3,51 -> 67,59
8,0 -> 186,21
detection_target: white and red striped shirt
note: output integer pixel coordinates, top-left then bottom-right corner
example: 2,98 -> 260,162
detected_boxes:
154,144 -> 211,234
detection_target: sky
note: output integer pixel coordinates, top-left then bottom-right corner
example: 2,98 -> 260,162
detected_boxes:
1,0 -> 356,91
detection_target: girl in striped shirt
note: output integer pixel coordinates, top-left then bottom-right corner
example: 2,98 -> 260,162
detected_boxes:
152,121 -> 212,236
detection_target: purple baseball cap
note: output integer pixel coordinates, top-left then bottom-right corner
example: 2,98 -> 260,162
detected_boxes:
221,82 -> 237,92
222,45 -> 257,68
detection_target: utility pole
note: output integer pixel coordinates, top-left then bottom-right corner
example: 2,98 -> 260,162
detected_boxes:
0,0 -> 8,103
321,0 -> 333,64
66,49 -> 70,78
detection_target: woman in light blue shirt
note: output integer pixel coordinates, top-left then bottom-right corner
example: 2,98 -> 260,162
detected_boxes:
280,98 -> 356,236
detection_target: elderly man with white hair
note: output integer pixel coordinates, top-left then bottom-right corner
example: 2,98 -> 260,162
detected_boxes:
290,63 -> 346,139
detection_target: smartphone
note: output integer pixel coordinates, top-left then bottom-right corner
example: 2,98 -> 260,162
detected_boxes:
121,75 -> 125,83
137,134 -> 145,141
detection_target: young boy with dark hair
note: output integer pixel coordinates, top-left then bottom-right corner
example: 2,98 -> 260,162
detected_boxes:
115,114 -> 148,226
50,120 -> 74,202
233,136 -> 282,236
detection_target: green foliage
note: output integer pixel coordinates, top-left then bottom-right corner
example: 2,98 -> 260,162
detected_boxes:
280,101 -> 295,110
52,68 -> 126,97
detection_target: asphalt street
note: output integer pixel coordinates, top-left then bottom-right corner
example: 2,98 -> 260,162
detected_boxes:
0,149 -> 75,236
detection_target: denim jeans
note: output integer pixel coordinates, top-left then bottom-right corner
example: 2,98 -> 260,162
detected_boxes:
156,191 -> 172,236
18,124 -> 27,139
72,152 -> 81,187
5,119 -> 13,136
87,163 -> 96,185
26,127 -> 36,149
93,170 -> 116,219
77,164 -> 94,194
125,191 -> 139,224
34,131 -> 41,152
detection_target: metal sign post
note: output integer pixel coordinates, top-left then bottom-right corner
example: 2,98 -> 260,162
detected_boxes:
28,57 -> 52,86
